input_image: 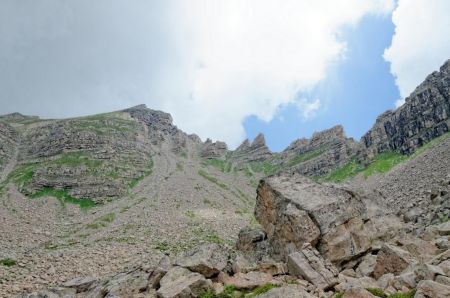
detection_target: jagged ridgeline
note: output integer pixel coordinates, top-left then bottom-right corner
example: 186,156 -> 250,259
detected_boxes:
0,110 -> 158,203
1,60 -> 450,205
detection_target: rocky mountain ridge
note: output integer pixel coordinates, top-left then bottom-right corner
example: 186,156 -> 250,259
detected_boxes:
1,60 -> 449,202
0,59 -> 449,298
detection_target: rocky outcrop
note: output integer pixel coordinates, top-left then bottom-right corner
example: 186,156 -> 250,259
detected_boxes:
277,125 -> 357,177
362,59 -> 450,156
200,139 -> 228,159
255,172 -> 371,264
0,121 -> 18,179
232,133 -> 272,164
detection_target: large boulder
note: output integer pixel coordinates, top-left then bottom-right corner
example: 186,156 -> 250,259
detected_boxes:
175,243 -> 229,278
157,267 -> 211,298
255,173 -> 370,264
415,279 -> 450,298
373,244 -> 417,279
287,244 -> 338,290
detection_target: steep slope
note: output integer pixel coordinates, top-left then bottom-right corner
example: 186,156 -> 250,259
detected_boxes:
362,59 -> 450,156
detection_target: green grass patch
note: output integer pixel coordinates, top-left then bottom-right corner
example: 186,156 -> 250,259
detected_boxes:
247,284 -> 280,297
8,164 -> 38,188
363,152 -> 408,178
287,147 -> 327,167
198,170 -> 229,190
249,160 -> 280,176
192,227 -> 224,245
204,159 -> 233,173
387,290 -> 416,298
334,293 -> 344,298
85,212 -> 115,229
0,258 -> 17,267
31,187 -> 96,210
53,151 -> 103,168
128,158 -> 153,188
176,162 -> 184,171
325,158 -> 365,182
366,288 -> 387,298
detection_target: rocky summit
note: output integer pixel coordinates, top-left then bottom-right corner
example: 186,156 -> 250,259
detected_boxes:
0,60 -> 450,298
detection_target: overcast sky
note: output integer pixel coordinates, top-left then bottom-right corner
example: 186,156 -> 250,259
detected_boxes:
1,0 -> 449,150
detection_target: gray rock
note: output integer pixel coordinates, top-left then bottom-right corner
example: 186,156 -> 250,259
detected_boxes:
373,244 -> 416,279
362,59 -> 450,156
175,243 -> 229,278
255,172 -> 370,263
415,279 -> 450,298
287,244 -> 338,290
62,276 -> 97,293
257,285 -> 314,298
157,267 -> 211,298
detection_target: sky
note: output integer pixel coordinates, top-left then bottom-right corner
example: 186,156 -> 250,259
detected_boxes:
0,0 -> 449,151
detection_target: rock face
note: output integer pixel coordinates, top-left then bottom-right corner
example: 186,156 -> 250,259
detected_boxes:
232,133 -> 272,164
0,121 -> 17,180
287,244 -> 339,290
284,126 -> 357,177
255,172 -> 370,264
362,59 -> 450,156
200,139 -> 228,159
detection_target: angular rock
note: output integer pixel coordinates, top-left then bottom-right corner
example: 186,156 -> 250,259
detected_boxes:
257,285 -> 314,298
437,221 -> 450,236
157,267 -> 211,298
175,243 -> 229,278
235,227 -> 266,252
335,276 -> 378,293
287,244 -> 338,290
342,288 -> 377,298
373,244 -> 416,279
62,276 -> 97,293
415,279 -> 450,298
200,139 -> 228,159
218,271 -> 272,290
232,133 -> 272,164
255,173 -> 370,263
356,254 -> 377,277
99,267 -> 151,297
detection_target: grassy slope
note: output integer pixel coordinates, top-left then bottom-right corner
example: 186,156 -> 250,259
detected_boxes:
325,132 -> 450,183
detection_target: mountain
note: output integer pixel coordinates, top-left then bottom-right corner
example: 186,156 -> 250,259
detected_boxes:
1,59 -> 449,297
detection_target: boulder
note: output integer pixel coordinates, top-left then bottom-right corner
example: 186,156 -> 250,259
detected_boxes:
287,244 -> 338,290
175,243 -> 229,278
335,276 -> 378,293
218,271 -> 273,290
257,285 -> 314,298
255,173 -> 370,263
157,267 -> 211,298
435,275 -> 450,286
415,279 -> 450,298
99,267 -> 151,297
235,227 -> 267,252
373,244 -> 416,279
437,221 -> 450,236
342,288 -> 377,298
356,254 -> 377,277
62,276 -> 97,293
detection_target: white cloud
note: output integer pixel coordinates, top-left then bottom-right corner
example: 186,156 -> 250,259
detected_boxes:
296,98 -> 322,120
0,0 -> 394,147
161,0 -> 394,146
384,0 -> 450,106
